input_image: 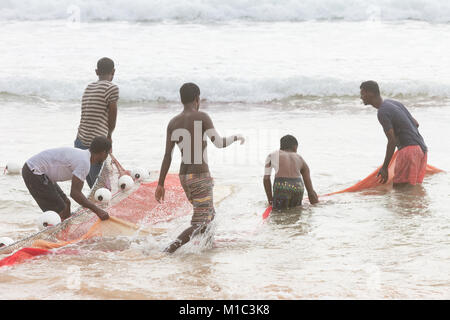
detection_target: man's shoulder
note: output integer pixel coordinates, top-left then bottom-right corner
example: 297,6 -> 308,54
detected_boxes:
265,150 -> 279,164
380,99 -> 410,117
378,100 -> 395,115
72,150 -> 91,179
105,81 -> 118,89
283,150 -> 302,160
268,150 -> 279,157
47,146 -> 73,153
380,99 -> 392,107
381,99 -> 405,109
100,81 -> 119,92
39,147 -> 78,158
293,152 -> 303,161
171,111 -> 210,123
166,113 -> 184,130
86,80 -> 118,90
196,110 -> 211,120
66,147 -> 88,157
56,146 -> 87,155
267,150 -> 303,163
72,149 -> 91,166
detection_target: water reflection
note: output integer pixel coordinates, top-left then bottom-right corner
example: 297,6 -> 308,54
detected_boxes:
390,184 -> 431,216
359,183 -> 431,216
269,207 -> 311,236
270,208 -> 301,225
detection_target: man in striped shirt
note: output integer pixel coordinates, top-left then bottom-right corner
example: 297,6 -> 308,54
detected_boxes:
74,57 -> 119,188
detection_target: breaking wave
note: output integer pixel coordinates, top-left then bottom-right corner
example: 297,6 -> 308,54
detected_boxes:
1,75 -> 450,103
1,0 -> 450,23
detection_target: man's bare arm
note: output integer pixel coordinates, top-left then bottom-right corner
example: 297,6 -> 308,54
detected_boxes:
107,101 -> 117,141
202,113 -> 244,148
157,123 -> 176,187
263,176 -> 273,205
300,161 -> 319,204
263,159 -> 273,204
70,176 -> 109,220
378,128 -> 396,184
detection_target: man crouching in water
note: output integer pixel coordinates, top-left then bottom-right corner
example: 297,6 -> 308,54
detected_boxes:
155,83 -> 245,253
264,135 -> 319,210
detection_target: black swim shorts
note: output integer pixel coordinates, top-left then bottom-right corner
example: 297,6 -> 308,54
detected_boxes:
22,163 -> 69,214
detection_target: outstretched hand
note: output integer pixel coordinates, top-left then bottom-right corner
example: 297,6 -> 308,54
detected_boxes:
236,134 -> 245,145
155,185 -> 165,203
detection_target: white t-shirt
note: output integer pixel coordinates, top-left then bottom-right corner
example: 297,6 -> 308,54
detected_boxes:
26,147 -> 91,182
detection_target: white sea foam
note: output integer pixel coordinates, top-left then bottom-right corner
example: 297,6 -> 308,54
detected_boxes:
1,75 -> 450,103
1,0 -> 450,23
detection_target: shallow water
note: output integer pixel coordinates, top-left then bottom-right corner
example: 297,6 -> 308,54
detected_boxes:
0,99 -> 448,299
0,10 -> 449,299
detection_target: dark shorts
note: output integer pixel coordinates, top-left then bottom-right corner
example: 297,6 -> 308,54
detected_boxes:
273,177 -> 304,211
74,136 -> 102,189
179,173 -> 215,226
22,163 -> 69,213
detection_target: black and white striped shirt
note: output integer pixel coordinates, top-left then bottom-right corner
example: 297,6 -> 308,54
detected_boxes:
77,80 -> 119,146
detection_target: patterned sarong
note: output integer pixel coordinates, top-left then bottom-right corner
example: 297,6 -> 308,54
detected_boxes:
179,173 -> 215,226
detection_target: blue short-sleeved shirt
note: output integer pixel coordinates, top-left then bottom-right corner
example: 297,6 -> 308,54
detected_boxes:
377,99 -> 427,153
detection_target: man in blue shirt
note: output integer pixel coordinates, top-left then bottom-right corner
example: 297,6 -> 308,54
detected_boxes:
360,80 -> 428,186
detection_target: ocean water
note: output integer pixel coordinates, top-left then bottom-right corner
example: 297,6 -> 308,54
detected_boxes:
0,0 -> 449,299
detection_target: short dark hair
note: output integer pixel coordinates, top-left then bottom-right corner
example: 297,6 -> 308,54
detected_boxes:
97,57 -> 115,75
180,83 -> 200,104
360,80 -> 380,95
89,136 -> 111,154
280,135 -> 298,151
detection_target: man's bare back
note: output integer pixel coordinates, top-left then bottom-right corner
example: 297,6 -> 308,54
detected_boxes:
167,110 -> 213,175
155,83 -> 244,253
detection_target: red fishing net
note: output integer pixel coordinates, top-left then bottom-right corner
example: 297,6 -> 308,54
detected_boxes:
0,155 -> 191,267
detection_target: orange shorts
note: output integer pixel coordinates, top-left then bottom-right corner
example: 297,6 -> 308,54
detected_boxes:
394,145 -> 427,185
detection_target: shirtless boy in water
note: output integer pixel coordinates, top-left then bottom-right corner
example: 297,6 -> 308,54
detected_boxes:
155,83 -> 245,253
264,135 -> 319,210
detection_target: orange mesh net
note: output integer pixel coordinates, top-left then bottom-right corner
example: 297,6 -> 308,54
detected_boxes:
260,151 -> 444,220
0,155 -> 191,267
324,150 -> 444,196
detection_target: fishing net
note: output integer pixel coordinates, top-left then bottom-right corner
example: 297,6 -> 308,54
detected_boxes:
324,151 -> 444,196
262,151 -> 444,219
0,155 -> 191,266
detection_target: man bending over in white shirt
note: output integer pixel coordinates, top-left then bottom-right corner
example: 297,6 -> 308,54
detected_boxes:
22,136 -> 111,221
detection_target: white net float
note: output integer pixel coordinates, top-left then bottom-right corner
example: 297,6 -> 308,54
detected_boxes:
131,167 -> 149,181
118,175 -> 134,191
0,237 -> 14,248
36,211 -> 62,231
94,187 -> 112,203
5,161 -> 21,175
